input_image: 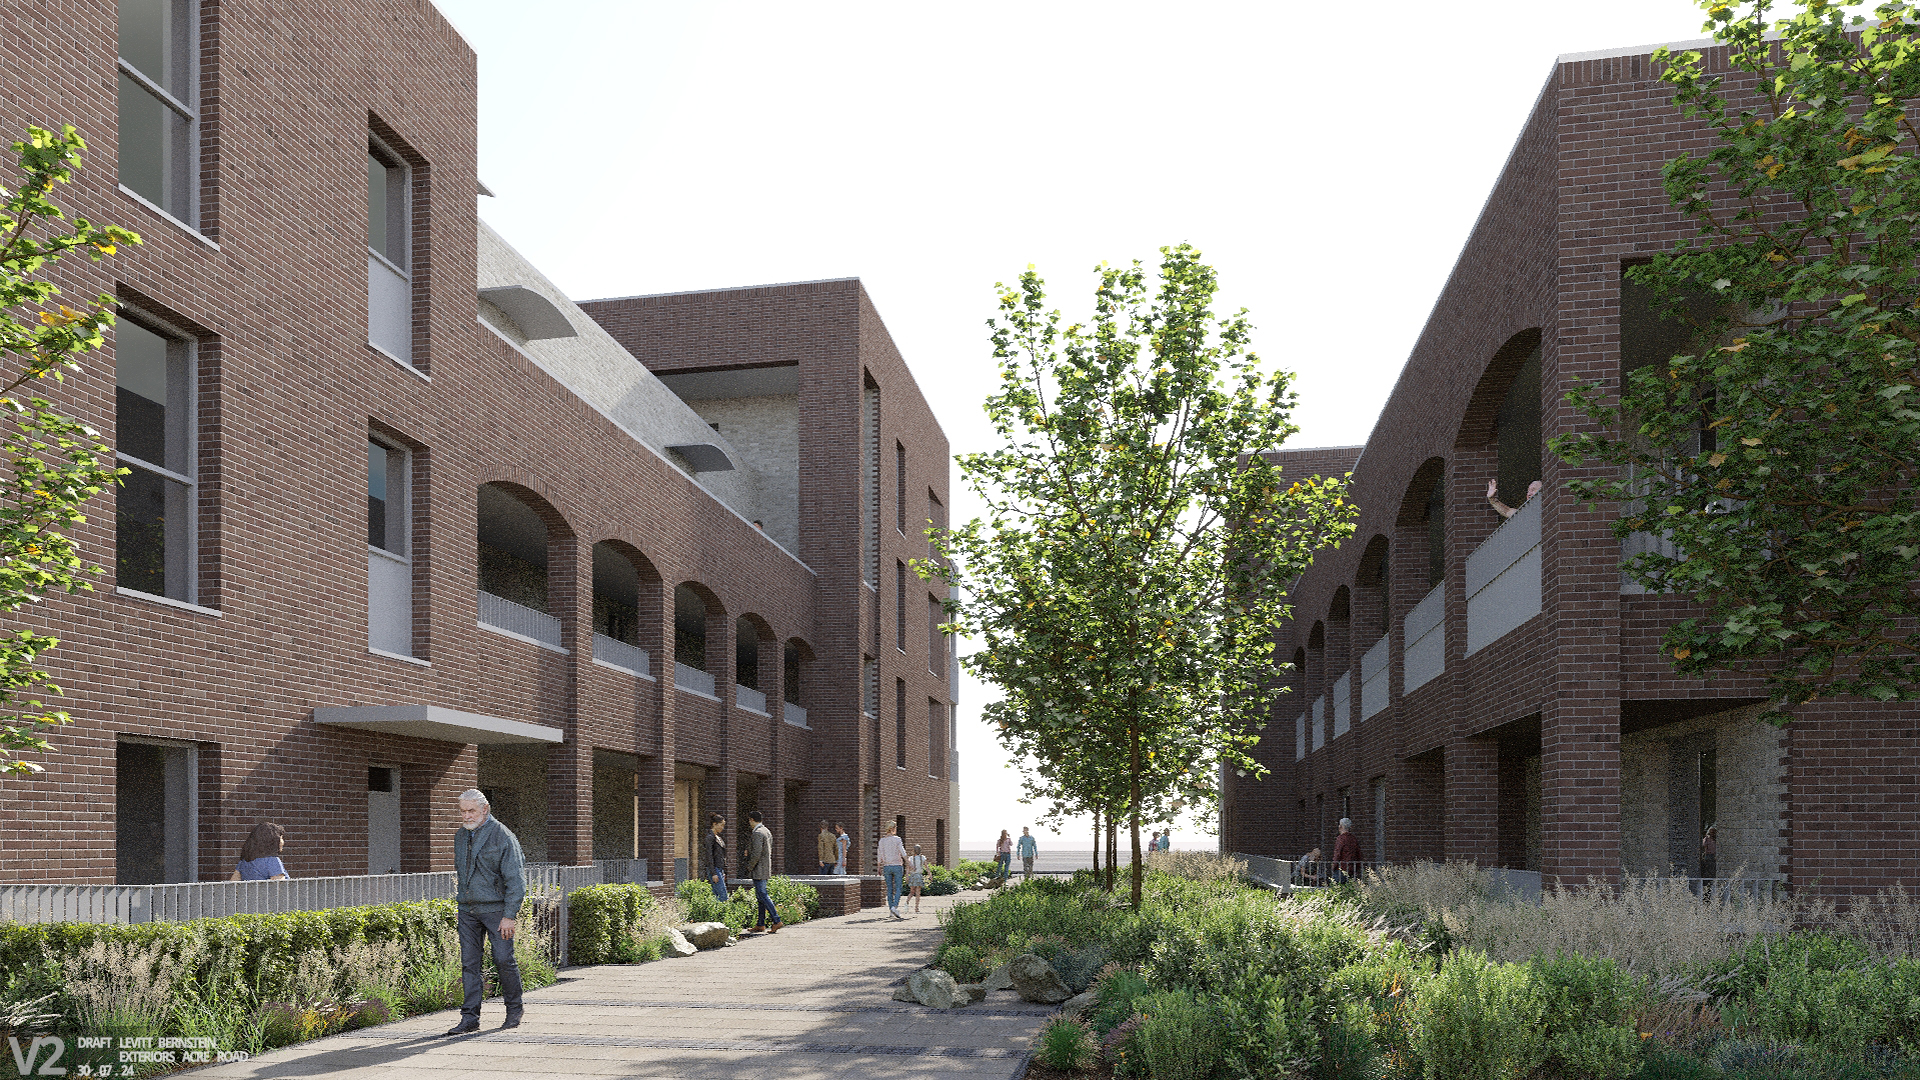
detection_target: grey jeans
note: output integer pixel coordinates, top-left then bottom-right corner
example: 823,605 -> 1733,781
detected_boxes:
459,907 -> 522,1019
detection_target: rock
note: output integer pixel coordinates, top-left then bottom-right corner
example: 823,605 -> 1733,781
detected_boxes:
981,963 -> 1014,992
1060,989 -> 1099,1020
662,927 -> 698,958
1007,953 -> 1073,1004
676,922 -> 731,950
892,982 -> 918,1002
957,982 -> 988,1004
907,967 -> 970,1009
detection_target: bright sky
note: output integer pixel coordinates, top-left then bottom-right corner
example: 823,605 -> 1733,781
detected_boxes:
431,0 -> 1762,848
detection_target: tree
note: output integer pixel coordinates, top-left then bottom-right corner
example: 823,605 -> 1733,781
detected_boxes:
1554,0 -> 1920,722
931,245 -> 1356,908
0,126 -> 139,774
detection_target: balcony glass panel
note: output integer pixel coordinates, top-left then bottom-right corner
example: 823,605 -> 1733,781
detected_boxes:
783,703 -> 809,728
1465,494 -> 1543,654
1332,673 -> 1352,738
1359,636 -> 1389,720
592,633 -> 650,677
1402,582 -> 1446,694
478,590 -> 562,650
1311,698 -> 1326,751
737,685 -> 767,714
1295,712 -> 1306,760
368,551 -> 410,655
674,662 -> 716,698
367,251 -> 410,362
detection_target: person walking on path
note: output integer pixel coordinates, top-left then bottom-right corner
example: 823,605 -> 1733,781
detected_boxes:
877,823 -> 909,917
447,789 -> 525,1035
230,822 -> 290,881
1332,818 -> 1362,883
1157,830 -> 1171,853
833,821 -> 851,874
1148,829 -> 1162,856
703,814 -> 729,902
905,844 -> 929,915
817,820 -> 837,874
1016,827 -> 1038,880
742,810 -> 782,935
993,830 -> 1014,886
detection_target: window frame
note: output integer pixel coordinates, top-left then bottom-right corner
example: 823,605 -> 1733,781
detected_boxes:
116,0 -> 199,227
366,132 -> 416,368
366,435 -> 410,558
895,677 -> 907,769
113,306 -> 199,607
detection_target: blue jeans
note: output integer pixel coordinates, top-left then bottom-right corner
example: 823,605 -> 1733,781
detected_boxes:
882,864 -> 904,910
457,907 -> 521,1020
752,878 -> 779,928
710,874 -> 729,903
996,853 -> 1012,880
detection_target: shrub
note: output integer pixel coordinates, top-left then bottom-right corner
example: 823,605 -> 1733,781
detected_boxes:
1142,849 -> 1248,885
1122,989 -> 1223,1080
1089,965 -> 1150,1035
1034,1017 -> 1099,1071
936,943 -> 986,983
1145,891 -> 1369,1001
1530,951 -> 1648,1079
674,876 -> 817,934
1331,942 -> 1434,1078
568,884 -> 666,966
1410,951 -> 1545,1080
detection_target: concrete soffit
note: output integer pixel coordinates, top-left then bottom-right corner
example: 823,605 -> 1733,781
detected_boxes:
478,285 -> 577,340
314,705 -> 564,745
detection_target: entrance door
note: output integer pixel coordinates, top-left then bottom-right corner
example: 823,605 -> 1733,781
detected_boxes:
367,767 -> 401,874
673,777 -> 702,883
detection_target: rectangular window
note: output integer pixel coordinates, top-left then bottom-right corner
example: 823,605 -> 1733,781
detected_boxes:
927,489 -> 943,554
367,137 -> 413,364
861,381 -> 879,585
895,441 -> 906,534
928,595 -> 944,675
367,436 -> 412,656
895,677 -> 907,768
115,315 -> 194,602
862,656 -> 877,717
117,0 -> 196,223
928,698 -> 943,779
895,560 -> 907,651
115,736 -> 197,884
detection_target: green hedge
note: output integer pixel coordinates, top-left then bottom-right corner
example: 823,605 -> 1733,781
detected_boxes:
675,876 -> 819,931
566,884 -> 666,966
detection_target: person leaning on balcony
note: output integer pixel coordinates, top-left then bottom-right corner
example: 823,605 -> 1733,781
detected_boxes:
818,819 -> 837,874
1332,818 -> 1362,883
230,822 -> 290,881
446,788 -> 525,1036
1016,827 -> 1038,880
1487,478 -> 1544,520
703,813 -> 729,903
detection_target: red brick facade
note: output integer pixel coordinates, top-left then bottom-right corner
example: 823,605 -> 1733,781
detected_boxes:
0,1 -> 952,883
1221,42 -> 1918,896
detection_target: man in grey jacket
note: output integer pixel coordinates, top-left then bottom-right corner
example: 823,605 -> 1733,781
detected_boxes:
741,810 -> 782,934
447,789 -> 526,1035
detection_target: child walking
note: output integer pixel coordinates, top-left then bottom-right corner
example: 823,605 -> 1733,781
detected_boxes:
906,844 -> 929,915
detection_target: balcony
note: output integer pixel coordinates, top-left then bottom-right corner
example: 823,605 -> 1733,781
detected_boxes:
478,591 -> 563,652
1465,493 -> 1542,654
737,685 -> 768,714
783,702 -> 809,729
1403,582 -> 1445,694
1311,698 -> 1326,751
591,633 -> 651,678
674,663 -> 717,699
1331,673 -> 1351,738
367,251 -> 410,363
1359,636 -> 1389,721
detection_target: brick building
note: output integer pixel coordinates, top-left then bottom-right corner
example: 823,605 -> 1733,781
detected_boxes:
0,0 -> 956,884
1221,38 -> 1917,896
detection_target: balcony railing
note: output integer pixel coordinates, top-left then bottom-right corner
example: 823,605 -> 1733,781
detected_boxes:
1403,581 -> 1445,694
1466,493 -> 1542,654
1359,636 -> 1389,721
478,590 -> 563,651
1331,673 -> 1352,739
675,662 -> 717,698
367,250 -> 410,362
591,633 -> 651,678
783,702 -> 809,728
737,685 -> 768,714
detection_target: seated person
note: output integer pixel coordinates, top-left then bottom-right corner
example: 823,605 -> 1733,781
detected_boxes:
1294,846 -> 1325,887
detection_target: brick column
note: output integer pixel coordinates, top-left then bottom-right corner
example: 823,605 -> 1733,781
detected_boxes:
545,531 -> 591,865
1444,738 -> 1500,864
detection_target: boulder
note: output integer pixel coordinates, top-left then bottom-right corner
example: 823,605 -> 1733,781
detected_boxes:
907,967 -> 970,1010
1006,953 -> 1073,1004
892,981 -> 918,1002
957,982 -> 988,1004
981,963 -> 1014,992
661,927 -> 698,958
1060,989 -> 1099,1020
676,922 -> 731,950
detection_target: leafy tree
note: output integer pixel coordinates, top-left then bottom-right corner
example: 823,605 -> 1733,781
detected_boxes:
0,126 -> 138,774
931,245 -> 1355,907
1554,0 -> 1920,721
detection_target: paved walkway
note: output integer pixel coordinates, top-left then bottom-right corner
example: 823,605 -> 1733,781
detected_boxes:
187,893 -> 1053,1080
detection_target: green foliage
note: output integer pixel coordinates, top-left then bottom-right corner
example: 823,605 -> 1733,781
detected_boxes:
935,942 -> 986,983
1034,1016 -> 1100,1072
1122,989 -> 1224,1079
939,245 -> 1357,906
0,125 -> 140,774
673,876 -> 818,933
1089,965 -> 1151,1035
1410,951 -> 1547,1080
1531,951 -> 1651,1079
1551,0 -> 1920,718
567,884 -> 664,966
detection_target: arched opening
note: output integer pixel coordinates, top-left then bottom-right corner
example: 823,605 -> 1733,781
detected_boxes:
591,541 -> 657,677
1307,621 -> 1327,751
735,614 -> 773,713
1355,535 -> 1392,724
1291,645 -> 1309,760
1328,589 -> 1352,739
672,583 -> 725,698
477,482 -> 566,648
1494,346 -> 1542,510
783,638 -> 814,727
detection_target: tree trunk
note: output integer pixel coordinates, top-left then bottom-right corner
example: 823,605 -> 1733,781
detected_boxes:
1129,728 -> 1143,910
1091,808 -> 1102,882
1105,818 -> 1118,892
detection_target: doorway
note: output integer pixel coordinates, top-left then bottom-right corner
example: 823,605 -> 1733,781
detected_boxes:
367,766 -> 401,875
673,764 -> 706,883
115,738 -> 197,884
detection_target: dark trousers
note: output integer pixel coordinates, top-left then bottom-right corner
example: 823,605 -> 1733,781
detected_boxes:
752,879 -> 780,928
459,907 -> 522,1019
820,862 -> 834,874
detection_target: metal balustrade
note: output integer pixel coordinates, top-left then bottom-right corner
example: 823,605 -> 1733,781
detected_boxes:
591,633 -> 650,677
783,702 -> 809,728
674,662 -> 717,698
737,685 -> 768,714
478,590 -> 564,650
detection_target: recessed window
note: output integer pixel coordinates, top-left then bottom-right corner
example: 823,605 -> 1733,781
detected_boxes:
115,316 -> 194,602
862,656 -> 877,717
929,595 -> 946,675
367,137 -> 414,364
367,436 -> 412,656
895,441 -> 907,534
895,560 -> 907,652
928,698 -> 944,779
895,677 -> 907,769
117,0 -> 197,223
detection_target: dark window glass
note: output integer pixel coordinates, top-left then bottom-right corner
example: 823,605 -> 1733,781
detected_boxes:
1425,477 -> 1445,588
895,678 -> 907,767
674,585 -> 706,671
895,561 -> 906,650
367,441 -> 388,549
736,620 -> 759,690
116,466 -> 169,596
1495,347 -> 1542,510
115,319 -> 170,466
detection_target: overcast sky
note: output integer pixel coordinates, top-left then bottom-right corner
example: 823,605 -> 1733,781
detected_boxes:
433,0 -> 1756,848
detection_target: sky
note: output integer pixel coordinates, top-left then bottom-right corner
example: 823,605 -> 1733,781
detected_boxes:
430,0 -> 1759,848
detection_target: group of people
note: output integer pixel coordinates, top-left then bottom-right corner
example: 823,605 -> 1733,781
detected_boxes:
987,826 -> 1173,886
698,810 -> 785,935
1294,817 -> 1365,887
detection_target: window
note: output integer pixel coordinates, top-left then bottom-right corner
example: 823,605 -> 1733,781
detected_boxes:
895,560 -> 907,651
367,437 -> 412,655
929,595 -> 945,675
929,698 -> 944,778
861,381 -> 879,586
117,0 -> 197,223
895,441 -> 906,534
862,656 -> 877,716
367,137 -> 412,364
895,677 -> 907,768
115,736 -> 197,883
927,489 -> 943,554
783,641 -> 804,705
115,315 -> 194,602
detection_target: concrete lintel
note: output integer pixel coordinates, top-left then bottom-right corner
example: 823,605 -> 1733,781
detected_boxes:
314,705 -> 564,745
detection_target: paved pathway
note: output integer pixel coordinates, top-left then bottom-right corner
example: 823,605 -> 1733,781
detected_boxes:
187,893 -> 1052,1080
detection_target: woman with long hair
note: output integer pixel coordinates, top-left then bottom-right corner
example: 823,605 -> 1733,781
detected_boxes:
703,813 -> 729,902
906,843 -> 929,915
230,822 -> 290,881
994,829 -> 1013,885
